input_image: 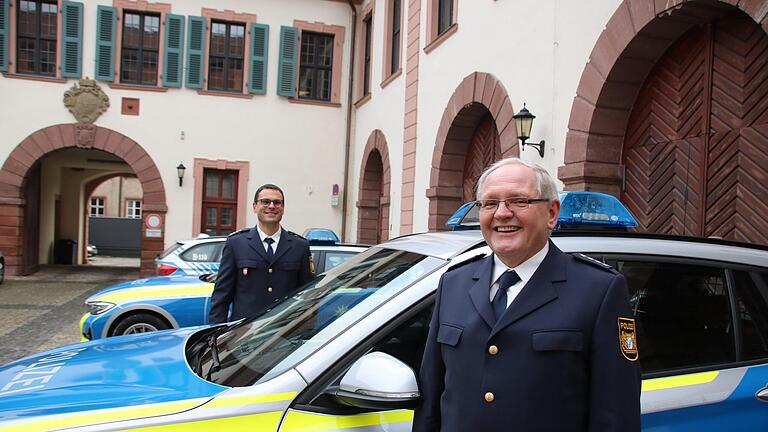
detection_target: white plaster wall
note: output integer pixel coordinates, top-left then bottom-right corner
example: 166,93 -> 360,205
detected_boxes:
0,0 -> 355,250
347,0 -> 407,241
351,0 -> 624,233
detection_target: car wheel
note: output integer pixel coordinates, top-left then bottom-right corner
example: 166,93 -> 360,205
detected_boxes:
112,313 -> 170,336
0,258 -> 5,285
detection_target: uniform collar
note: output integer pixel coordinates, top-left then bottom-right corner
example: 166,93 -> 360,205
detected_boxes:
491,242 -> 549,287
257,225 -> 282,243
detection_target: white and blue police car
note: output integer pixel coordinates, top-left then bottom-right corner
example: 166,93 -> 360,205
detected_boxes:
1,192 -> 767,431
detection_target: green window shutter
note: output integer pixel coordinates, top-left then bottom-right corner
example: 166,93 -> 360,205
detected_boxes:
277,26 -> 298,97
248,23 -> 269,94
95,5 -> 116,81
0,0 -> 8,72
163,14 -> 185,87
61,1 -> 83,78
186,16 -> 205,89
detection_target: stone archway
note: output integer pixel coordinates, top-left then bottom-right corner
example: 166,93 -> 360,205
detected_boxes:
560,0 -> 768,243
427,72 -> 518,231
0,124 -> 167,276
356,130 -> 391,244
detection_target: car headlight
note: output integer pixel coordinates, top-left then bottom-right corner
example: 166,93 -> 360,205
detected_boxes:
85,301 -> 116,315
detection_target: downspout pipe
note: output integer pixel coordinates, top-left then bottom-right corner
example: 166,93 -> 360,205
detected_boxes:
340,0 -> 357,242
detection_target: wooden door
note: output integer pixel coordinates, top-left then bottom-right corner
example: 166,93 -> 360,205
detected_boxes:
623,15 -> 768,244
463,113 -> 501,202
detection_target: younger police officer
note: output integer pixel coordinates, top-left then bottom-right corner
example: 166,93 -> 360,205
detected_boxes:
209,184 -> 313,324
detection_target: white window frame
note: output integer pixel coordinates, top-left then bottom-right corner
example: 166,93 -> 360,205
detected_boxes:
90,197 -> 105,217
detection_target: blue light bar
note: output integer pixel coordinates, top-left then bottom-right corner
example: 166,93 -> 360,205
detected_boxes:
303,228 -> 340,243
445,192 -> 637,230
557,191 -> 637,228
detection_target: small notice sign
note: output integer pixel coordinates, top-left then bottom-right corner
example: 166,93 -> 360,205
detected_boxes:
145,228 -> 162,238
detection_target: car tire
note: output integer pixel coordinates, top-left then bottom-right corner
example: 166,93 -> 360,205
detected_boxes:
111,313 -> 170,336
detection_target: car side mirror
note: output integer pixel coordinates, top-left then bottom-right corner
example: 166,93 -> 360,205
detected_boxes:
331,352 -> 420,410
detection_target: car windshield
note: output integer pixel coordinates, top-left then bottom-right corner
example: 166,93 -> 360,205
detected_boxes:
190,246 -> 443,387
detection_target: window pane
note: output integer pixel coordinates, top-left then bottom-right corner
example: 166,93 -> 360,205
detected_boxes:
301,34 -> 315,65
221,174 -> 235,198
19,1 -> 37,36
40,39 -> 56,75
324,252 -> 356,271
319,35 -> 333,67
142,51 -> 158,85
221,208 -> 233,227
229,25 -> 244,58
181,243 -> 220,262
121,49 -> 139,83
206,207 -> 218,225
318,69 -> 331,101
143,15 -> 160,49
123,13 -> 141,48
438,0 -> 453,34
618,260 -> 733,373
299,68 -> 314,98
210,23 -> 227,56
209,57 -> 225,90
41,3 -> 57,39
733,271 -> 768,361
17,38 -> 36,74
205,174 -> 220,197
228,58 -> 243,91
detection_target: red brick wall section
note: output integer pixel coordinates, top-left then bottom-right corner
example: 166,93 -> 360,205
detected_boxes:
399,0 -> 422,235
559,0 -> 768,194
356,129 -> 391,244
0,124 -> 167,276
426,72 -> 518,231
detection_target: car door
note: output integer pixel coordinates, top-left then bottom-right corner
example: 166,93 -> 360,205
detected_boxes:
598,255 -> 768,431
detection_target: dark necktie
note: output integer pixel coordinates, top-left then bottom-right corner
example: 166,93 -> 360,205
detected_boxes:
264,237 -> 275,261
492,270 -> 521,321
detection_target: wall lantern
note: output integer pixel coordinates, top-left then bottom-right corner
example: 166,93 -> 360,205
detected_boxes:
513,103 -> 546,157
176,163 -> 186,187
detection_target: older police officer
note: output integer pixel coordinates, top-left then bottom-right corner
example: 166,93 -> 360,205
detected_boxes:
209,184 -> 313,324
413,158 -> 641,432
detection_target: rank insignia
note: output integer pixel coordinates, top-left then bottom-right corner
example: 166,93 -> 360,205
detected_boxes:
618,317 -> 638,361
242,268 -> 248,276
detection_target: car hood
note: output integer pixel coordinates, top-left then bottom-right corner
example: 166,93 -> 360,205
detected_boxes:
0,327 -> 225,423
86,276 -> 212,304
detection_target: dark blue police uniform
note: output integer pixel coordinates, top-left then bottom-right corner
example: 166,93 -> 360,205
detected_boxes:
208,227 -> 313,324
413,241 -> 641,432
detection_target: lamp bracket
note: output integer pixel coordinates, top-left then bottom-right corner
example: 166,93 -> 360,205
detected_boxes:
522,140 -> 546,158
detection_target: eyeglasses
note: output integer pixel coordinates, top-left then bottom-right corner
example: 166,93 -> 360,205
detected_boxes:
256,199 -> 284,207
475,197 -> 550,212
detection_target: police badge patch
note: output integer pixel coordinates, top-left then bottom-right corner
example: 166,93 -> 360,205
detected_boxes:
618,317 -> 639,361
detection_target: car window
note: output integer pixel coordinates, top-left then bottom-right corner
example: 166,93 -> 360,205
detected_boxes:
614,259 -> 734,374
324,251 -> 357,272
732,270 -> 768,361
159,242 -> 183,259
180,243 -> 219,262
191,247 -> 444,387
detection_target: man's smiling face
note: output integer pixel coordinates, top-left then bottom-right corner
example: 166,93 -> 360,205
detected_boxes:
478,163 -> 559,268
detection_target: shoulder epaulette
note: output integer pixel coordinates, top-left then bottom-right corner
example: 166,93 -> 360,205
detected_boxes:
286,230 -> 307,240
446,253 -> 486,273
228,228 -> 250,237
571,253 -> 617,274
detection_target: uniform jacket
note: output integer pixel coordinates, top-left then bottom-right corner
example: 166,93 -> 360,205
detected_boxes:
208,227 -> 313,324
413,241 -> 641,432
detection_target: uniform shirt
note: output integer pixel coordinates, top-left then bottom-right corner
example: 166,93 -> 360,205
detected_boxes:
257,225 -> 281,254
489,242 -> 549,307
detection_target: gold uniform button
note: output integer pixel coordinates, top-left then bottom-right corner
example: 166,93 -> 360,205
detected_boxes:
484,392 -> 495,402
488,345 -> 499,355
268,268 -> 273,273
267,287 -> 273,292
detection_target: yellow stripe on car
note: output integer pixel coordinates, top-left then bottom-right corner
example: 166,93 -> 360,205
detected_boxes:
642,371 -> 719,392
96,284 -> 213,304
281,409 -> 414,431
204,391 -> 297,408
0,399 -> 209,432
79,313 -> 90,342
128,412 -> 284,432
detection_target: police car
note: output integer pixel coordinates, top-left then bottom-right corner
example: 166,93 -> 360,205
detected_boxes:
155,234 -> 365,277
2,192 -> 768,431
83,243 -> 368,339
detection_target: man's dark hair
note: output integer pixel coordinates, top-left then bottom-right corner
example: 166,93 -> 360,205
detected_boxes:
254,184 -> 284,203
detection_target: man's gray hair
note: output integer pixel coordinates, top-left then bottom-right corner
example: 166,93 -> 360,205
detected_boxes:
475,157 -> 559,200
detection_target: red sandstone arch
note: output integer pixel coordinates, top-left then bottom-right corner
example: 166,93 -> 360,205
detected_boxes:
356,130 -> 391,244
0,124 -> 167,276
427,72 -> 519,231
559,0 -> 768,194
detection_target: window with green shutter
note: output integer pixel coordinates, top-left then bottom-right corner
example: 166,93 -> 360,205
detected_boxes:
0,0 -> 8,72
186,16 -> 205,89
277,26 -> 298,97
163,14 -> 184,87
248,23 -> 268,94
61,1 -> 82,78
95,5 -> 116,81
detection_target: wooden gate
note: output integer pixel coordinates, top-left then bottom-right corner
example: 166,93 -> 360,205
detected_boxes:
463,114 -> 501,202
623,15 -> 768,244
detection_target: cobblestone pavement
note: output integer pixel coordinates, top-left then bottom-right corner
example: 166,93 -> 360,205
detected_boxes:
0,265 -> 139,366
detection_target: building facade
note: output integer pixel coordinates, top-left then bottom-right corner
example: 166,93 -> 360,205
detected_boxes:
1,0 -> 767,276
